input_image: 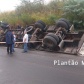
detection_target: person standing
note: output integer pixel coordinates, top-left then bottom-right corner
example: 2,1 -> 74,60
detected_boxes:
6,29 -> 14,54
22,31 -> 28,53
12,31 -> 16,52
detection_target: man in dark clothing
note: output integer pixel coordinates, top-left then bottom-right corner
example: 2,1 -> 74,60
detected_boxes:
6,30 -> 14,54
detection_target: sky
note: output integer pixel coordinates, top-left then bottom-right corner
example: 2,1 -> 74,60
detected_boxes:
0,0 -> 51,12
0,0 -> 21,12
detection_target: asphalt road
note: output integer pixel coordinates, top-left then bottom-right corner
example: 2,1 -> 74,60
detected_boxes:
0,47 -> 84,84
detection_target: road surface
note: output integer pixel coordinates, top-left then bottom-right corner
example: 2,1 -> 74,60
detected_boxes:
0,47 -> 84,84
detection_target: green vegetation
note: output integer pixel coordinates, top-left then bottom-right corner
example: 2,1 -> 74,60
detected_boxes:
62,0 -> 84,29
0,0 -> 84,29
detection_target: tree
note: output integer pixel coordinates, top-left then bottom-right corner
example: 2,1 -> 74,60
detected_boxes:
62,0 -> 84,29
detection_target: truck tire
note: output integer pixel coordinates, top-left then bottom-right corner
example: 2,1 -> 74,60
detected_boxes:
25,26 -> 34,34
46,33 -> 59,44
59,18 -> 70,31
37,20 -> 46,28
43,35 -> 57,49
34,22 -> 44,31
56,20 -> 68,31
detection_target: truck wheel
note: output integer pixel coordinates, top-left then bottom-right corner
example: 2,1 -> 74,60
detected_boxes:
59,18 -> 70,31
34,22 -> 44,31
46,33 -> 59,44
56,20 -> 68,31
43,35 -> 57,49
37,20 -> 46,28
25,26 -> 34,34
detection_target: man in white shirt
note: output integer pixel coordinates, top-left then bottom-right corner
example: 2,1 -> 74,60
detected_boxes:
22,30 -> 28,53
12,31 -> 16,52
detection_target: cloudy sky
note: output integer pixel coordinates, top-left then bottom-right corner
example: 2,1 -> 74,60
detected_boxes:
0,0 -> 51,12
0,0 -> 21,12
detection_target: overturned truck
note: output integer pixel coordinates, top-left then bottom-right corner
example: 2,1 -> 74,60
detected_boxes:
0,21 -> 24,48
28,18 -> 84,56
0,19 -> 84,56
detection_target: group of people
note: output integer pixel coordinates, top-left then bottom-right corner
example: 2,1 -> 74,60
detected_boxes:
5,29 -> 28,54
